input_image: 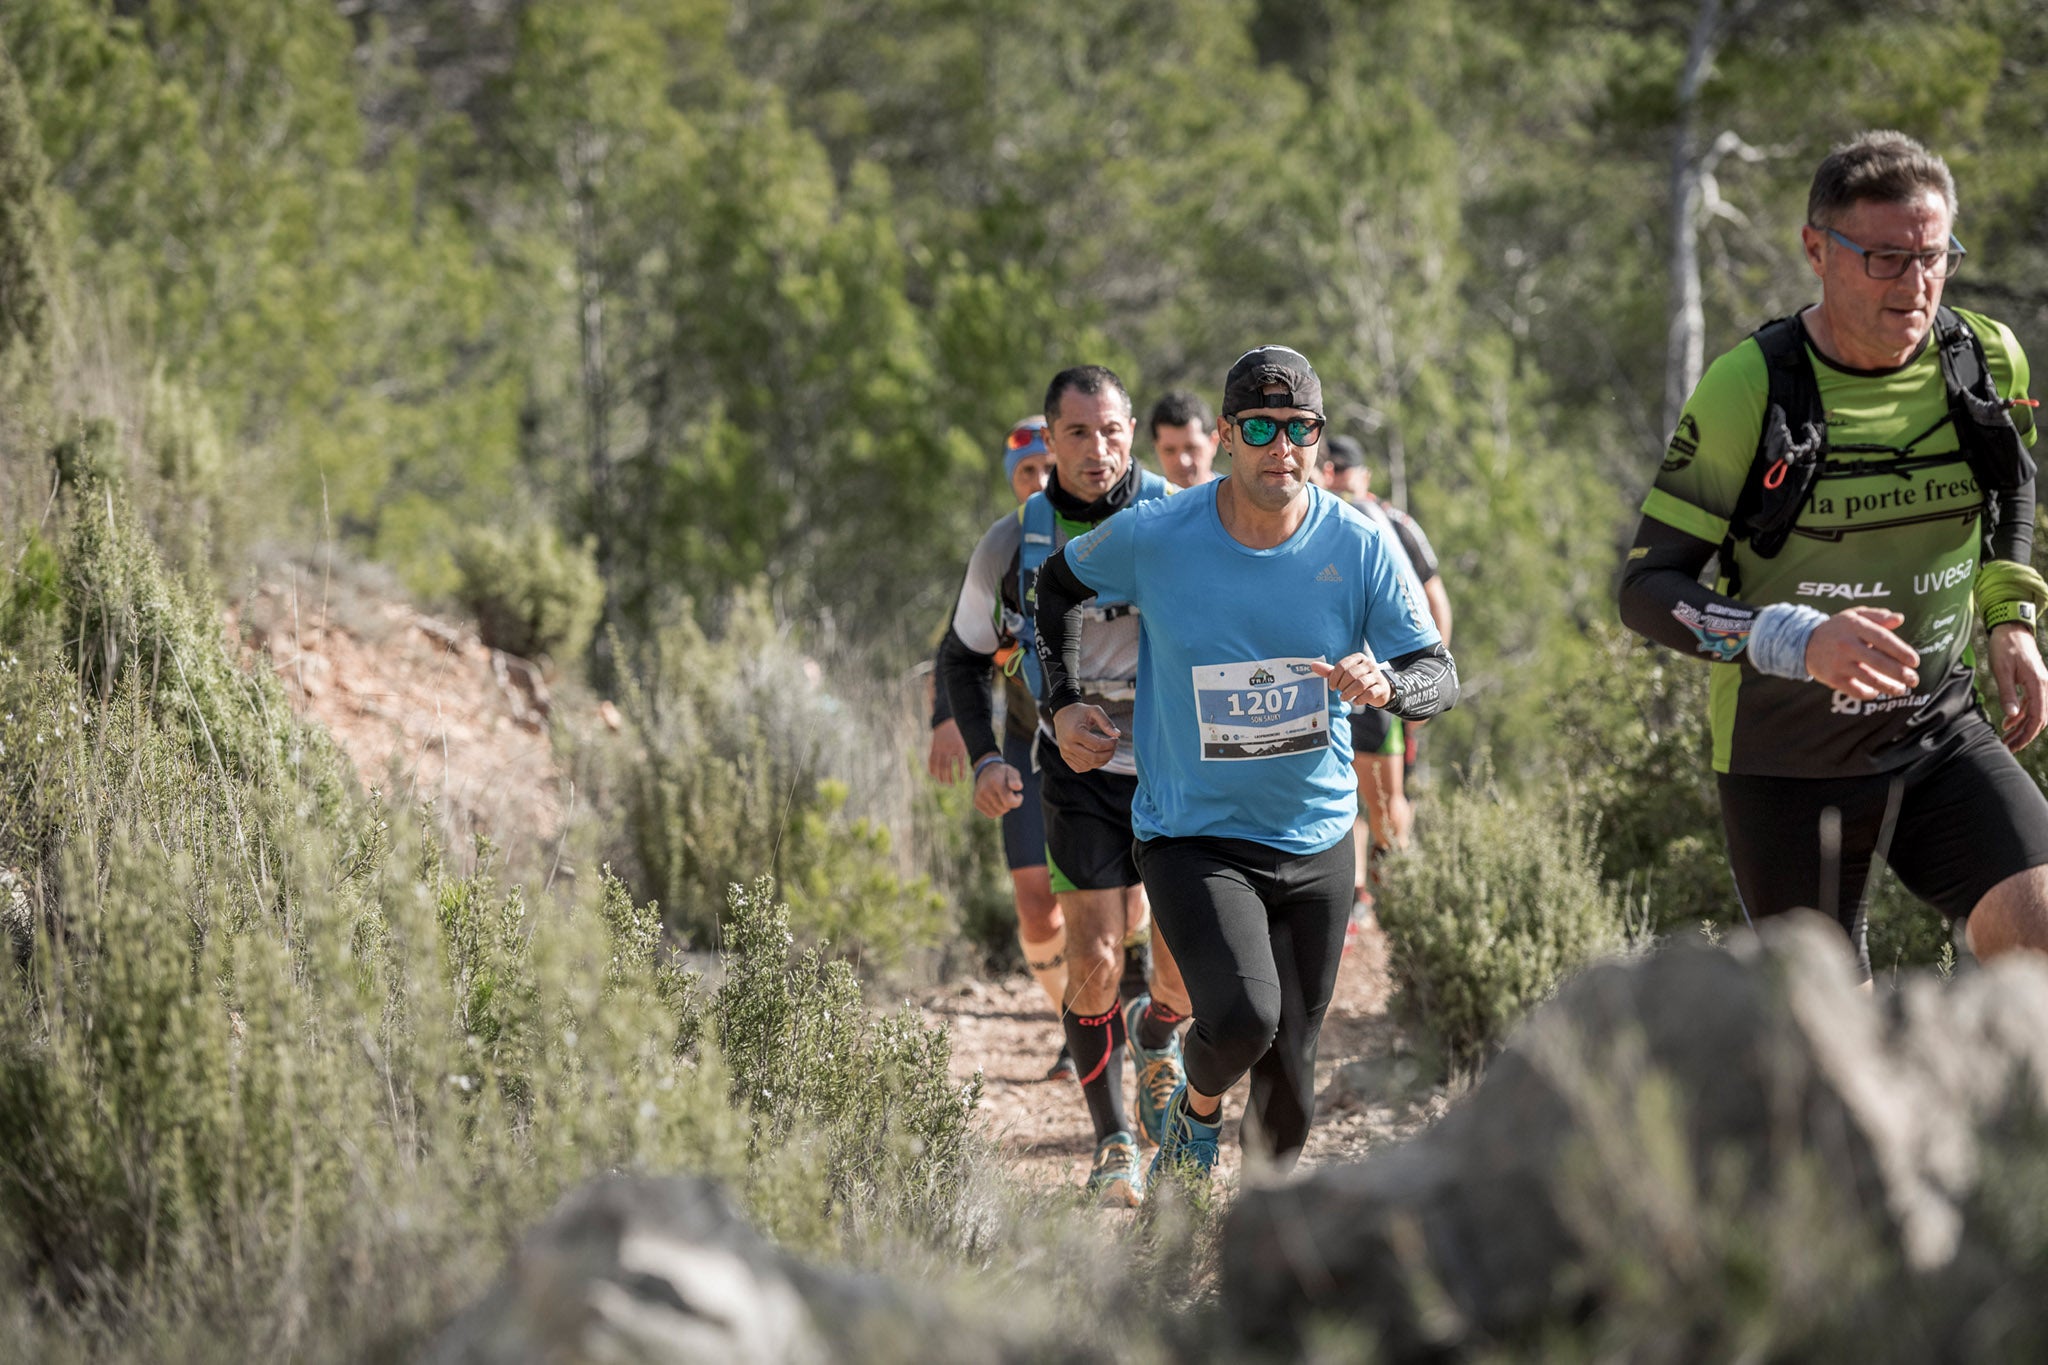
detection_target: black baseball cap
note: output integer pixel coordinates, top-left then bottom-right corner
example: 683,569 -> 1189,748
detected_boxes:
1222,345 -> 1324,418
1324,435 -> 1364,471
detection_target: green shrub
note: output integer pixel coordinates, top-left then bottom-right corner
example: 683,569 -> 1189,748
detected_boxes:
618,592 -> 948,967
0,31 -> 54,396
451,521 -> 603,662
0,527 -> 60,643
56,467 -> 356,834
1378,775 -> 1632,1072
1553,622 -> 1734,933
715,878 -> 977,1245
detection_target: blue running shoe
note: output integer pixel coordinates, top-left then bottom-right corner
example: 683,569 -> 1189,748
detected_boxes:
1087,1130 -> 1144,1207
1149,1084 -> 1222,1184
1125,994 -> 1185,1146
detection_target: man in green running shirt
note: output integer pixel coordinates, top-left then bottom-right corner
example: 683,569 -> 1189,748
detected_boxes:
1620,130 -> 2048,973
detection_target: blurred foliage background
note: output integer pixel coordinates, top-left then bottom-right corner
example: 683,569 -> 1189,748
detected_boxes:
13,0 -> 2048,761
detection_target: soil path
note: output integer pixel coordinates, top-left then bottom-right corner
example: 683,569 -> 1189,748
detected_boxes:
922,914 -> 1449,1194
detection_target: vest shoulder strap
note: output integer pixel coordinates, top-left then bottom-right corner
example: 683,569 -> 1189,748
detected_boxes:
1730,313 -> 1826,541
1928,304 -> 2035,547
1011,493 -> 1059,701
1931,305 -> 1984,397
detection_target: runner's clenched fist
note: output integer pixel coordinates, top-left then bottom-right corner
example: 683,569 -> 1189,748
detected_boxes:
1309,652 -> 1392,709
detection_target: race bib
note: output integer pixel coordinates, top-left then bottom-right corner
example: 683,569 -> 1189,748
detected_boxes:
1193,658 -> 1331,761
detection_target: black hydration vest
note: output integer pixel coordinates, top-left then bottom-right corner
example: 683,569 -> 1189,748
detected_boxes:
1724,306 -> 2036,591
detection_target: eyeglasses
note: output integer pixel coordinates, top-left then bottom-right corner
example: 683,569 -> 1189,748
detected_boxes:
1006,424 -> 1046,450
1819,226 -> 1966,281
1232,415 -> 1325,447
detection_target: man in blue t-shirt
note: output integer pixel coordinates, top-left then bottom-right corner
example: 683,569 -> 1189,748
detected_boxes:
1033,345 -> 1460,1178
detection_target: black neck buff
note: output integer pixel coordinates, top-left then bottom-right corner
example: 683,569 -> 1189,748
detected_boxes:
1047,459 -> 1139,524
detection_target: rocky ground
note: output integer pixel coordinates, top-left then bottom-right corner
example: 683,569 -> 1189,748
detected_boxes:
229,561 -> 594,869
920,914 -> 1449,1197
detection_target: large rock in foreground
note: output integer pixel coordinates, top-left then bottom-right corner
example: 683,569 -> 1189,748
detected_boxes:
1223,915 -> 2048,1359
426,1175 -> 987,1365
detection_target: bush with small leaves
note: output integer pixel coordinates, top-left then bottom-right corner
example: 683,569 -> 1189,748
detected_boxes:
617,592 -> 948,967
1378,774 -> 1632,1073
1552,622 -> 1732,934
714,878 -> 977,1245
452,521 -> 603,663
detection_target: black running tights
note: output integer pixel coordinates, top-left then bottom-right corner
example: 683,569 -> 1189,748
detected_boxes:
1134,834 -> 1352,1167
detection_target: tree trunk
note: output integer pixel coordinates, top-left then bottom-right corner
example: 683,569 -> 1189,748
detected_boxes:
1663,0 -> 1724,440
567,123 -> 619,676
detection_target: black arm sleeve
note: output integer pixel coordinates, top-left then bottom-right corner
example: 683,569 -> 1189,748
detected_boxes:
1381,642 -> 1458,720
1994,478 -> 2036,564
929,635 -> 955,728
1617,513 -> 1761,661
1033,549 -> 1097,718
937,628 -> 1002,766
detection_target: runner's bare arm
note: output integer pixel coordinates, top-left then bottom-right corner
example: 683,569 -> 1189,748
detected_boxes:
1422,577 -> 1453,646
1988,623 -> 2048,752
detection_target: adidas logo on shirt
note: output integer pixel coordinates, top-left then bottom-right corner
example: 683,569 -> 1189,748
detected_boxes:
1315,563 -> 1342,583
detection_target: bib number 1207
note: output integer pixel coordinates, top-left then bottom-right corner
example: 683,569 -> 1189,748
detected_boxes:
1226,685 -> 1300,716
1193,658 -> 1330,761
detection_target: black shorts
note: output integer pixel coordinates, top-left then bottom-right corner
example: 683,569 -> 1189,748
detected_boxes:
1036,732 -> 1140,893
1718,712 -> 2048,972
1349,706 -> 1402,758
999,726 -> 1045,872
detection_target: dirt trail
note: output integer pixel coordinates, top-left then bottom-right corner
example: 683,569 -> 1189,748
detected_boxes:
922,915 -> 1449,1194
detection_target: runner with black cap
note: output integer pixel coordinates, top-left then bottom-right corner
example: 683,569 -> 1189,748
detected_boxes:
1035,346 -> 1459,1181
938,368 -> 1196,1206
1317,435 -> 1454,904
